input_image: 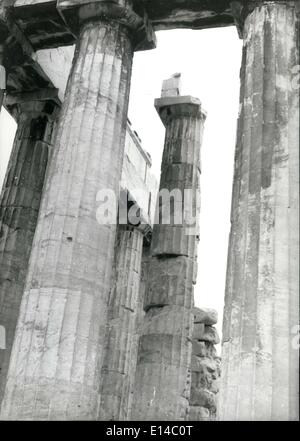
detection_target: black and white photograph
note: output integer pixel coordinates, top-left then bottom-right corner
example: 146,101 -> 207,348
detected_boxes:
0,0 -> 299,428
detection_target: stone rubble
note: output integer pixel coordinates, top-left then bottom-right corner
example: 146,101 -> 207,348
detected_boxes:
188,307 -> 221,421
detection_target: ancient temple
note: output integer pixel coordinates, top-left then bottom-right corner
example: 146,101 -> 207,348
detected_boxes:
0,0 -> 299,421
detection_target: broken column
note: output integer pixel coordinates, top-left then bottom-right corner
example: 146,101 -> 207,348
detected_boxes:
131,76 -> 206,420
99,225 -> 144,421
0,0 -> 155,420
189,307 -> 221,421
0,96 -> 59,406
220,1 -> 299,421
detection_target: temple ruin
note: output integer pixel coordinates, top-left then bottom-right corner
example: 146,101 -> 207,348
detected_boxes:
0,0 -> 299,421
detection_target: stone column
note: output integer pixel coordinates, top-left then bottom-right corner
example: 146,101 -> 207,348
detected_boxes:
131,87 -> 206,420
220,1 -> 299,421
0,98 -> 58,406
0,45 -> 5,111
127,243 -> 150,418
99,225 -> 144,420
0,43 -> 6,112
0,1 -> 155,421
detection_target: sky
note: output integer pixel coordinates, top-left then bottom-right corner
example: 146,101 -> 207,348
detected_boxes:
0,27 -> 243,343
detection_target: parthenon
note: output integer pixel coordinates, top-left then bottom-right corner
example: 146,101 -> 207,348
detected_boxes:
0,0 -> 299,421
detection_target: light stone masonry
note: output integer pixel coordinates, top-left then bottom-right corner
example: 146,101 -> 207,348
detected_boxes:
0,98 -> 59,406
0,0 -> 155,420
131,81 -> 206,421
220,0 -> 299,421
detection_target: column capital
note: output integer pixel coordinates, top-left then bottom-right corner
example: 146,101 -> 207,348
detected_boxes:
154,95 -> 207,127
4,91 -> 60,143
5,88 -> 60,121
57,0 -> 156,51
231,1 -> 299,38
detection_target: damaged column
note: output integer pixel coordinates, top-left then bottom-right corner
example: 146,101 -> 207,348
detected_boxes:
0,0 -> 155,420
132,75 -> 206,420
0,94 -> 59,406
220,1 -> 299,421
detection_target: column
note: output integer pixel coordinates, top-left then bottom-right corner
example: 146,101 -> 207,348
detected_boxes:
0,98 -> 59,406
0,44 -> 4,110
127,244 -> 150,418
220,1 -> 299,421
0,1 -> 155,420
99,225 -> 144,420
131,85 -> 206,420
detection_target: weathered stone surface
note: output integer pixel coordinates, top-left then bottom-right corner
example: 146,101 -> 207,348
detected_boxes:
99,226 -> 143,421
132,307 -> 193,420
0,3 -> 59,106
0,44 -> 4,109
0,16 -> 135,420
131,84 -> 206,421
191,358 -> 220,383
193,307 -> 218,325
161,72 -> 181,97
203,326 -> 220,345
144,256 -> 194,310
191,341 -> 206,357
220,1 -> 299,421
188,405 -> 210,421
192,323 -> 205,340
189,308 -> 221,421
0,99 -> 58,407
190,389 -> 217,411
192,324 -> 220,344
11,0 -> 235,53
57,0 -> 156,51
151,103 -> 205,258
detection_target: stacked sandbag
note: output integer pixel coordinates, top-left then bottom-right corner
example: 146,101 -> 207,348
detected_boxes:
188,307 -> 221,421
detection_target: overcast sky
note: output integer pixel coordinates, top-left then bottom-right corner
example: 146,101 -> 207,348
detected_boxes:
0,27 -> 242,343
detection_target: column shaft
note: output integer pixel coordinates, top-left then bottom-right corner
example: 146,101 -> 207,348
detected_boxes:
0,45 -> 4,110
0,90 -> 3,111
220,1 -> 299,421
0,49 -> 6,112
99,226 -> 143,420
132,96 -> 206,420
0,19 -> 133,420
0,101 -> 57,405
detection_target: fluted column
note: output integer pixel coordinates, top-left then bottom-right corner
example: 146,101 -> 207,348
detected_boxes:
99,225 -> 144,420
132,93 -> 206,420
220,1 -> 299,421
0,44 -> 5,110
0,1 -> 155,421
0,99 -> 58,406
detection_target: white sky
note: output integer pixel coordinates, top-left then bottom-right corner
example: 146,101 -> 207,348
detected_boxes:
0,27 -> 242,344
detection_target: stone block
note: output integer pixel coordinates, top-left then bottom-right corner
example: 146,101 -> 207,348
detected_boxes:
144,256 -> 194,309
188,405 -> 210,421
190,388 -> 217,411
139,305 -> 193,339
193,324 -> 220,344
138,334 -> 191,368
192,323 -> 205,340
192,340 -> 207,357
193,307 -> 218,325
151,224 -> 196,257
